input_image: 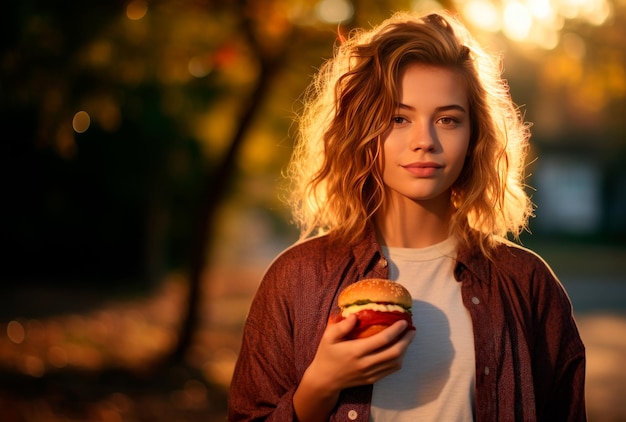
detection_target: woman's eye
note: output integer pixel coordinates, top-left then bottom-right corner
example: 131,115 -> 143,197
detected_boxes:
438,116 -> 459,126
392,116 -> 407,124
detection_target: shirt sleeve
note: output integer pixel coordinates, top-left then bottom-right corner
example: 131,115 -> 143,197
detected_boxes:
529,256 -> 587,421
227,257 -> 300,421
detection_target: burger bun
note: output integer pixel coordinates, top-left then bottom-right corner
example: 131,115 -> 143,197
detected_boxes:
337,278 -> 414,339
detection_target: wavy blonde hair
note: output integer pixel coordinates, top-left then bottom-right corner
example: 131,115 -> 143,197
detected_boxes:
286,10 -> 533,254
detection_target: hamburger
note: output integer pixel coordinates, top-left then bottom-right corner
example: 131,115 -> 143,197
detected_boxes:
337,278 -> 415,339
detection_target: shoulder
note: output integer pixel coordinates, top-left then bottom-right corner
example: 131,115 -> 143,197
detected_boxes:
489,241 -> 585,356
259,233 -> 363,291
244,236 -> 345,328
459,236 -> 554,274
460,237 -> 562,294
491,238 -> 555,276
267,234 -> 351,272
248,234 -> 370,331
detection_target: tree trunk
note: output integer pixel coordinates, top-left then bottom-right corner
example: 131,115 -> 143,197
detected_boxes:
163,2 -> 294,365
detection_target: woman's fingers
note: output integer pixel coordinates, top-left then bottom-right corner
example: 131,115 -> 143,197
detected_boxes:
310,316 -> 416,390
362,333 -> 416,383
353,320 -> 411,351
340,322 -> 416,386
326,313 -> 358,341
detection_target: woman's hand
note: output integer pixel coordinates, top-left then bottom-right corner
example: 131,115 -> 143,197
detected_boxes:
293,314 -> 415,421
312,314 -> 415,388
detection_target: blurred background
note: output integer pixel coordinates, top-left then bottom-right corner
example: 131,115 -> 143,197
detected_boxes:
0,0 -> 624,420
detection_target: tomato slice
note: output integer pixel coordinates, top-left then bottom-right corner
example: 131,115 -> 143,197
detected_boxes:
334,309 -> 414,339
354,309 -> 413,328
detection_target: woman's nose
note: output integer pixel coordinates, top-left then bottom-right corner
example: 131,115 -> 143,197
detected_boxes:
408,122 -> 436,151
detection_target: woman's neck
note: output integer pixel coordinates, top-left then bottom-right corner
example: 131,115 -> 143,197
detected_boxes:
374,196 -> 452,248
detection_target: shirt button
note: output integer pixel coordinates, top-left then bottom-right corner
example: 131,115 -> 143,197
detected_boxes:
484,366 -> 490,375
379,257 -> 388,268
348,409 -> 358,420
471,296 -> 480,305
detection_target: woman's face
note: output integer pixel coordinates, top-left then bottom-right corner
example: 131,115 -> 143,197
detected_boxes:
381,63 -> 470,207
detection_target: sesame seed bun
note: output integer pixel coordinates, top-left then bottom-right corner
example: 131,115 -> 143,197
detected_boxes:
338,278 -> 412,309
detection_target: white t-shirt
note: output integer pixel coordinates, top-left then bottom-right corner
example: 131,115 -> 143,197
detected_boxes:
369,237 -> 475,421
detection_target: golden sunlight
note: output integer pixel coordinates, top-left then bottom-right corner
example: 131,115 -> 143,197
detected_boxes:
462,0 -> 501,32
458,0 -> 612,49
315,0 -> 354,24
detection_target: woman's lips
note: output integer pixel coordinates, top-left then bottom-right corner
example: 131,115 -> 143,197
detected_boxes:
402,162 -> 442,177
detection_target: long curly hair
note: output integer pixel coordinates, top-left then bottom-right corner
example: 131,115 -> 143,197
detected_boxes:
286,10 -> 533,255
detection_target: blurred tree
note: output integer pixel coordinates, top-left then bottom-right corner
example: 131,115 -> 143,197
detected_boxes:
165,0 -> 298,363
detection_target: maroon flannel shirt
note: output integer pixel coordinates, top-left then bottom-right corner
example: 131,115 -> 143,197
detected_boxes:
228,226 -> 586,421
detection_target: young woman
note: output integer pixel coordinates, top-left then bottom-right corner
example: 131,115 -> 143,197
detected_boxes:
228,10 -> 586,422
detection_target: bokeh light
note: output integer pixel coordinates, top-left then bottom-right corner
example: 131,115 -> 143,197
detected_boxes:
72,111 -> 91,133
6,321 -> 25,344
462,0 -> 501,32
315,0 -> 354,23
457,0 -> 612,48
126,0 -> 148,21
503,2 -> 533,41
